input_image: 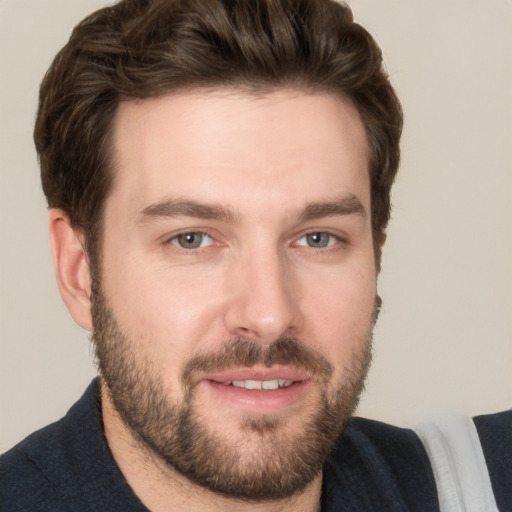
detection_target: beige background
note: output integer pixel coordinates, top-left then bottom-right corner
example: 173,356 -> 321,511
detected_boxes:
1,0 -> 511,454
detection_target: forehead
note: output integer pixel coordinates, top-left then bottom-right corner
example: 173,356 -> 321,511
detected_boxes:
108,89 -> 370,218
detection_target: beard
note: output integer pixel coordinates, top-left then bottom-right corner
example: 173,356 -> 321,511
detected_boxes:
91,284 -> 375,501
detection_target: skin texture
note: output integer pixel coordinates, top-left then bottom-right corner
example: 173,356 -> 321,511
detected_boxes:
50,90 -> 379,512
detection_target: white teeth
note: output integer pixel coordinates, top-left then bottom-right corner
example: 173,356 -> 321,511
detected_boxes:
262,380 -> 279,390
245,380 -> 262,390
229,379 -> 293,390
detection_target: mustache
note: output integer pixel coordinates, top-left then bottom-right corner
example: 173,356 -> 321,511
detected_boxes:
181,337 -> 333,388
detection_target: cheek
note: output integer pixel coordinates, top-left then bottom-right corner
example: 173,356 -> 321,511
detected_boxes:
299,265 -> 376,359
102,255 -> 227,355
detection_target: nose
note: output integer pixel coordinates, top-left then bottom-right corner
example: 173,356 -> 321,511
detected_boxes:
223,247 -> 302,344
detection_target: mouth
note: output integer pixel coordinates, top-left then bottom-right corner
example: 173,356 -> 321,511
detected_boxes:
220,379 -> 294,391
198,367 -> 313,415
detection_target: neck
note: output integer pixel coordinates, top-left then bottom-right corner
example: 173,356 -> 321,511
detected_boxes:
100,381 -> 323,512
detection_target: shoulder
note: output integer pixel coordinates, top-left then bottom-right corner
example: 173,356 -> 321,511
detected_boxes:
473,410 -> 512,512
0,380 -> 146,512
0,380 -> 102,511
322,417 -> 440,511
474,409 -> 512,438
0,380 -> 101,511
0,418 -> 69,511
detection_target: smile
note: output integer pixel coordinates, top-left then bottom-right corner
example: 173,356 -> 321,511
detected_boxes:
221,379 -> 294,390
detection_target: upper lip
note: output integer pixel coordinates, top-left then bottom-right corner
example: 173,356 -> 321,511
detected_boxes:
202,365 -> 312,384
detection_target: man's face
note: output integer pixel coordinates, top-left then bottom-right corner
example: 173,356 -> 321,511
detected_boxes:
93,90 -> 377,499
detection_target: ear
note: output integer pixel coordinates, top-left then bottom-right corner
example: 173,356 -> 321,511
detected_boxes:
49,209 -> 93,331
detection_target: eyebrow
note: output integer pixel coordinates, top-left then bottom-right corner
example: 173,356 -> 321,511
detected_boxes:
299,194 -> 366,222
137,198 -> 237,225
137,193 -> 366,226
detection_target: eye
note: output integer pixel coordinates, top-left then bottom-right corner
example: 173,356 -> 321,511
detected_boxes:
171,232 -> 213,249
296,232 -> 338,248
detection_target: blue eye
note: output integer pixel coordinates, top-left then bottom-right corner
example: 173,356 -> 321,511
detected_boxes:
171,232 -> 213,249
297,232 -> 337,248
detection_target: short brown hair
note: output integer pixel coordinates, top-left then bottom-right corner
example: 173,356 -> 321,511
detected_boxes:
35,0 -> 402,259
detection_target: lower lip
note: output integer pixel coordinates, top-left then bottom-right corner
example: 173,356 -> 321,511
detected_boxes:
204,380 -> 311,415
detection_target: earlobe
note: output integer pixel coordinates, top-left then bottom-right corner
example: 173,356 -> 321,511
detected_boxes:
49,209 -> 93,331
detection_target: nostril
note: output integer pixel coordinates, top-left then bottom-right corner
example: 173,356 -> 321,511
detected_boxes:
236,326 -> 251,337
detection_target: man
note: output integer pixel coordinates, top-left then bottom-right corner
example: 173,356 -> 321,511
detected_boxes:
0,0 -> 510,510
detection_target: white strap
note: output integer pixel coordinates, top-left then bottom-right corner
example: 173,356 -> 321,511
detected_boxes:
414,415 -> 499,512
